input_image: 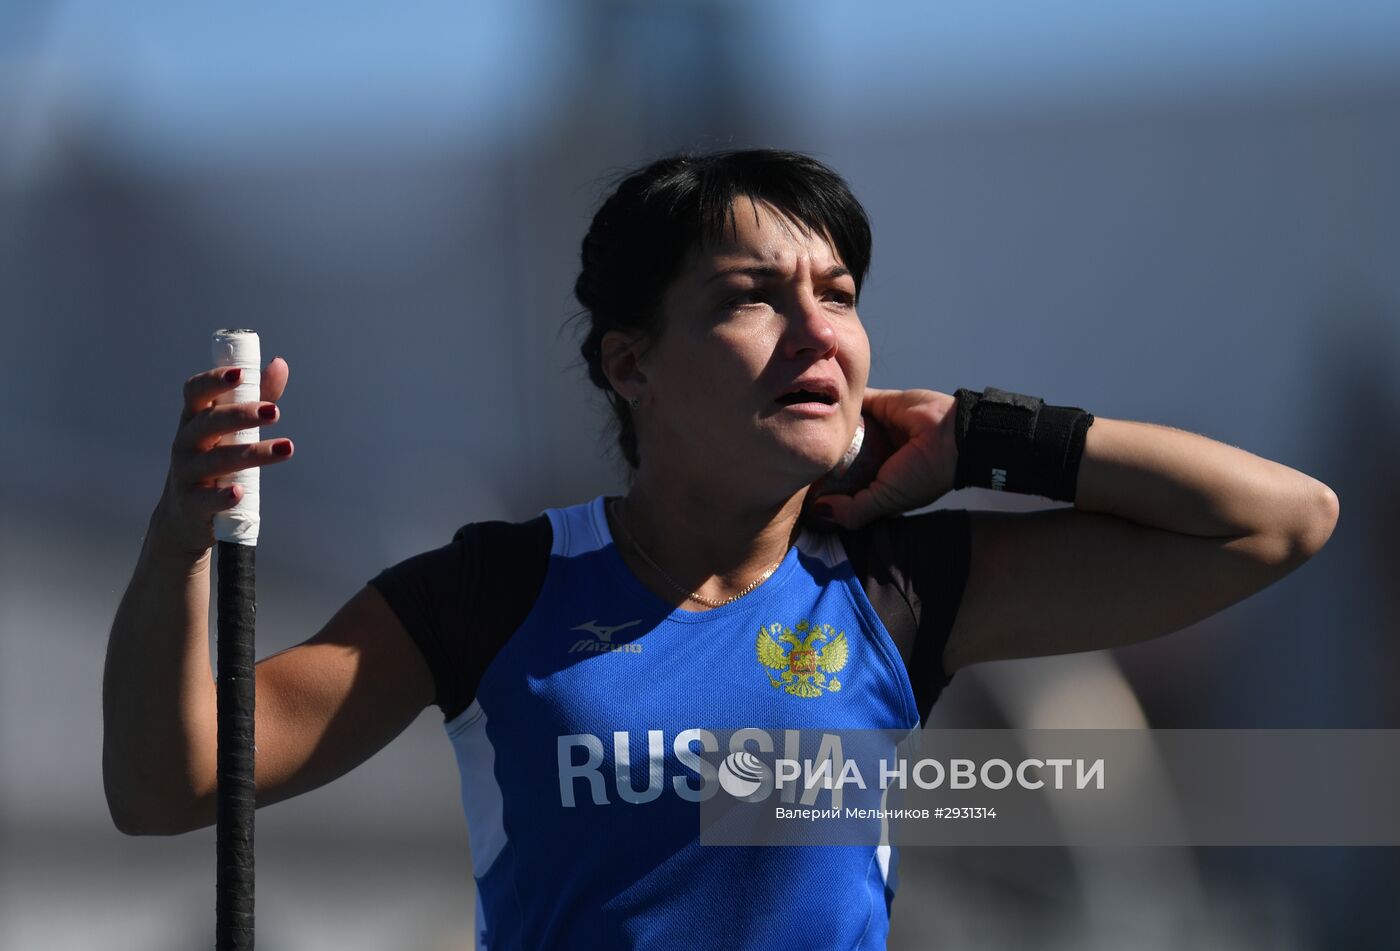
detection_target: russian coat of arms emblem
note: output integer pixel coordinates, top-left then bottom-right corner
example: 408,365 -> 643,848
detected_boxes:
755,620 -> 849,698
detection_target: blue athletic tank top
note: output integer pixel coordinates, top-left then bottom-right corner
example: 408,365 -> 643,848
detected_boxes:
369,495 -> 971,950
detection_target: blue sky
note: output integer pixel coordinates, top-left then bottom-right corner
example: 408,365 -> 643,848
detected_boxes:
4,0 -> 1399,167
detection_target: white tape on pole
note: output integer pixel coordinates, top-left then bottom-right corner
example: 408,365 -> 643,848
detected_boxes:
211,329 -> 262,545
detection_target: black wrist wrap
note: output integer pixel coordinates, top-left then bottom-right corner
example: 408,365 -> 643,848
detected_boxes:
952,386 -> 1094,502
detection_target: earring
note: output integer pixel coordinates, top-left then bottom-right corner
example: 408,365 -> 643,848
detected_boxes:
629,396 -> 641,409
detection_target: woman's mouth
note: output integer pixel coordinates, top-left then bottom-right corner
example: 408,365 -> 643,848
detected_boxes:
774,389 -> 840,416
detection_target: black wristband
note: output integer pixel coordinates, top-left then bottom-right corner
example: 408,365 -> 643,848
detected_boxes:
952,386 -> 1094,502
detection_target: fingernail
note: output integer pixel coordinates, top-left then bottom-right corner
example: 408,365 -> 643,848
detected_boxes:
258,404 -> 277,420
223,368 -> 241,383
225,486 -> 238,499
273,441 -> 292,455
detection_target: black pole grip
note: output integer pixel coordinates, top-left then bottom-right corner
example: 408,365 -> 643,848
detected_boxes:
216,540 -> 257,950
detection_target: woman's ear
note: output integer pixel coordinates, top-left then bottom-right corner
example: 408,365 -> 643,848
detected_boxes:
600,328 -> 649,402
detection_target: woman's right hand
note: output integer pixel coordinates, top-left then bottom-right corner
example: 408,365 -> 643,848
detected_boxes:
151,356 -> 295,556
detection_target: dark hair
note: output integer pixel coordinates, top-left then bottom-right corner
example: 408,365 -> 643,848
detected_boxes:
574,148 -> 873,470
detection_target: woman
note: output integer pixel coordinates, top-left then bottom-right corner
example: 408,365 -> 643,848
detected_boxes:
103,149 -> 1339,949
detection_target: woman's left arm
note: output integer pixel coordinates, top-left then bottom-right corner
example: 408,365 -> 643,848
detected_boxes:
943,416 -> 1340,674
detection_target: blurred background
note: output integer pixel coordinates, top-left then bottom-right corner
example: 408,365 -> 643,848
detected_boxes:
3,1 -> 1398,948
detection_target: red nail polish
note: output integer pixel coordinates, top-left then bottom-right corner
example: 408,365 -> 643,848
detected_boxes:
258,404 -> 277,420
223,368 -> 241,383
273,441 -> 292,455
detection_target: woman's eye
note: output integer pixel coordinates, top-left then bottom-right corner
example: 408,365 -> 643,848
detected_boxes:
721,289 -> 853,310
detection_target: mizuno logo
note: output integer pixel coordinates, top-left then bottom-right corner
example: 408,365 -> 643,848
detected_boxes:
572,619 -> 642,642
569,619 -> 644,654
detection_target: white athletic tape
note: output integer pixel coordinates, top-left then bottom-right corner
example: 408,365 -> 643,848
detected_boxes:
211,329 -> 261,545
831,419 -> 865,479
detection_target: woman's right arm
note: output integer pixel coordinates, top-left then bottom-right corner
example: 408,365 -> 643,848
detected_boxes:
103,360 -> 434,835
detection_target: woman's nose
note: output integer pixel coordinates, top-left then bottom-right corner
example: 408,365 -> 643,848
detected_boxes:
780,289 -> 838,358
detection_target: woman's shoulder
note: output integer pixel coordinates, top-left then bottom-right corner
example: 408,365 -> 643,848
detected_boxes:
366,509 -> 556,724
831,507 -> 973,628
450,510 -> 553,550
835,507 -> 971,566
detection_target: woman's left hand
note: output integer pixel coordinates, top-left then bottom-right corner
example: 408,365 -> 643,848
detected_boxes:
810,387 -> 960,530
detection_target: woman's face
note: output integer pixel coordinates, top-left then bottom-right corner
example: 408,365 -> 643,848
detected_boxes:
633,197 -> 871,492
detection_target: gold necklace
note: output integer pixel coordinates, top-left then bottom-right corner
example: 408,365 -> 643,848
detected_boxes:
609,499 -> 785,608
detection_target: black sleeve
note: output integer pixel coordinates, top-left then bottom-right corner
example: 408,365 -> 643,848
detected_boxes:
839,508 -> 972,724
366,515 -> 552,723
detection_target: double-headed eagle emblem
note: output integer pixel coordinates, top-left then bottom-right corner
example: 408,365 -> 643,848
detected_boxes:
755,620 -> 849,698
